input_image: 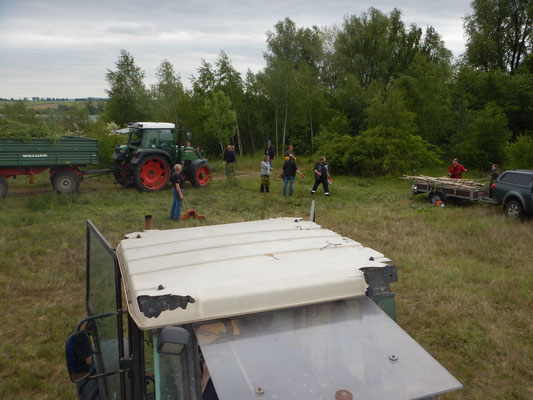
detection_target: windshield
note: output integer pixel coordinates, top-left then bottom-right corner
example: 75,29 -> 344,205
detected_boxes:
194,297 -> 462,400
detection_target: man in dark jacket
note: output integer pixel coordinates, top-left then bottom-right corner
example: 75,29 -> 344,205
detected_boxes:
311,157 -> 330,196
223,145 -> 236,178
282,154 -> 304,196
265,140 -> 275,169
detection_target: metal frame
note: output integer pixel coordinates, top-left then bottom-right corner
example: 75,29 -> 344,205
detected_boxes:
85,220 -> 127,400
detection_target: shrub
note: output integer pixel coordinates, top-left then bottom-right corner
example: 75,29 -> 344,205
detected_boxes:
506,135 -> 533,169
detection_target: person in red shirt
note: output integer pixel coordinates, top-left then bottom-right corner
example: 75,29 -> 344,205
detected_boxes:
448,158 -> 467,179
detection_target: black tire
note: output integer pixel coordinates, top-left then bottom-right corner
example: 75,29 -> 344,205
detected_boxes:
113,160 -> 128,186
190,160 -> 211,187
53,170 -> 80,194
134,155 -> 170,192
505,200 -> 524,218
428,191 -> 445,205
0,176 -> 8,198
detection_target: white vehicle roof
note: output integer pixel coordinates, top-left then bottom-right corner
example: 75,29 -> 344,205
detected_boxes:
128,122 -> 175,129
117,217 -> 391,330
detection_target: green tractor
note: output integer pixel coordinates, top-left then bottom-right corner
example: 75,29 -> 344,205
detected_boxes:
112,122 -> 211,191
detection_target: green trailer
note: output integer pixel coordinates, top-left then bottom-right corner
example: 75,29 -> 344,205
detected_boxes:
0,136 -> 99,197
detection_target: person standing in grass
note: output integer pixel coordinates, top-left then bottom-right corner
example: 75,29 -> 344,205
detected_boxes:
170,164 -> 184,221
311,156 -> 331,196
223,145 -> 236,179
448,158 -> 467,179
282,154 -> 304,196
260,155 -> 272,193
265,140 -> 275,169
284,145 -> 294,160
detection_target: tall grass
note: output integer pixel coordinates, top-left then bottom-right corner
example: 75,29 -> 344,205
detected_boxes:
0,158 -> 531,399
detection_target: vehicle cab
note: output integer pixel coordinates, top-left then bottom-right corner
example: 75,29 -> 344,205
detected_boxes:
66,217 -> 462,400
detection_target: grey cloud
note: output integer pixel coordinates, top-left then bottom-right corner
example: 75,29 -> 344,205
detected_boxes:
0,0 -> 470,98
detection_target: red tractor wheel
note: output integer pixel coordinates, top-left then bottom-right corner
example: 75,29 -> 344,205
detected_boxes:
191,162 -> 211,187
134,156 -> 170,192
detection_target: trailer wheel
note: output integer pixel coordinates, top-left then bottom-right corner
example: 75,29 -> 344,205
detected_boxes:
191,161 -> 211,187
134,155 -> 170,192
428,191 -> 445,205
0,176 -> 8,198
505,200 -> 524,218
53,170 -> 80,194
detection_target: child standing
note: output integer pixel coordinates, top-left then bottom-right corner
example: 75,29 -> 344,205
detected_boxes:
260,155 -> 271,193
170,164 -> 184,221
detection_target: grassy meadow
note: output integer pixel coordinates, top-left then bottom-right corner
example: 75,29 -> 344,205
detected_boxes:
0,156 -> 531,399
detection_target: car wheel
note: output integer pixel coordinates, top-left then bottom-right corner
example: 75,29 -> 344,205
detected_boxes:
505,200 -> 524,218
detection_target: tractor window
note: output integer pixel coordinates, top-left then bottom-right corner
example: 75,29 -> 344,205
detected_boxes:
142,130 -> 158,148
86,221 -> 125,400
129,129 -> 142,146
158,130 -> 174,146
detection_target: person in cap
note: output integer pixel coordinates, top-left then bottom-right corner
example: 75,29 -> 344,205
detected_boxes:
448,158 -> 467,179
265,140 -> 275,169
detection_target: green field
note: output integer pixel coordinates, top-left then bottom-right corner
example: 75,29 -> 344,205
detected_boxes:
0,156 -> 531,399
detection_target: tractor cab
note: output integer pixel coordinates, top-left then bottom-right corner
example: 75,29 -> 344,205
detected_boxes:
66,217 -> 462,400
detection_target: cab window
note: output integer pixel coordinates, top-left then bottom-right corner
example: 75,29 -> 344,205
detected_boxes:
142,130 -> 158,148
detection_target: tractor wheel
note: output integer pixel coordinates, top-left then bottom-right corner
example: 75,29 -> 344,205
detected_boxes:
428,191 -> 445,205
0,176 -> 8,198
134,155 -> 170,192
113,160 -> 129,186
505,200 -> 524,218
53,170 -> 80,194
191,161 -> 211,187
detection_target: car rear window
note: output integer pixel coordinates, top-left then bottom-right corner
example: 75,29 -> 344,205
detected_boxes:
500,173 -> 533,186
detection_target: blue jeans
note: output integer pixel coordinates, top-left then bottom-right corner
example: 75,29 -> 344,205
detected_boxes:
170,188 -> 182,220
283,176 -> 295,196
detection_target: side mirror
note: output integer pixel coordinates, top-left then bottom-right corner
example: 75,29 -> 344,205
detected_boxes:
65,331 -> 94,383
157,326 -> 191,355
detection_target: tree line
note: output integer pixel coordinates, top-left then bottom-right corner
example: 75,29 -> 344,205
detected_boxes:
2,2 -> 533,174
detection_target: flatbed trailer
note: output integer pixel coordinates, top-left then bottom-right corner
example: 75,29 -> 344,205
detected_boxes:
404,175 -> 491,204
0,136 -> 100,198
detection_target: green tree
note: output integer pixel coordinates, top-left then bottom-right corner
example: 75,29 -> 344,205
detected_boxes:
151,60 -> 185,126
202,91 -> 236,154
464,0 -> 533,72
456,102 -> 511,169
319,87 -> 438,174
506,135 -> 533,168
61,107 -> 91,135
104,49 -> 151,126
215,51 -> 245,155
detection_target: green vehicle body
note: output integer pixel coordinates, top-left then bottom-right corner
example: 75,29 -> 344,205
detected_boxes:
0,136 -> 98,197
112,122 -> 211,191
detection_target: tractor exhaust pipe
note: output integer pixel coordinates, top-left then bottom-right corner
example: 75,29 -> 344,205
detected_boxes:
145,215 -> 153,230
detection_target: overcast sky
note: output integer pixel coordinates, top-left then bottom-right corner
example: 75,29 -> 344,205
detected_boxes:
0,0 -> 472,99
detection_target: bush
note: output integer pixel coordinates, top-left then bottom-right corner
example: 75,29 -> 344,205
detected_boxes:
506,135 -> 533,169
318,129 -> 439,175
85,120 -> 126,168
455,102 -> 511,170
